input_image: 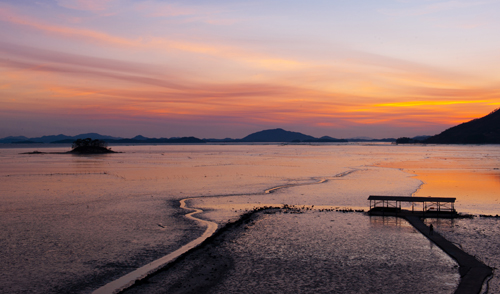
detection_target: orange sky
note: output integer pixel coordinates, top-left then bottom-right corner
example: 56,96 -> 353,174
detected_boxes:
0,0 -> 499,138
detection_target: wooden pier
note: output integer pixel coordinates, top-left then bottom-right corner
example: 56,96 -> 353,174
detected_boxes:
368,195 -> 457,217
368,196 -> 492,294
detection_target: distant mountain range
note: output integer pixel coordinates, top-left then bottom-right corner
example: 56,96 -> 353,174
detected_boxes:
0,133 -> 204,144
204,129 -> 395,143
6,108 -> 498,145
0,133 -> 121,144
0,128 -> 397,144
424,108 -> 500,144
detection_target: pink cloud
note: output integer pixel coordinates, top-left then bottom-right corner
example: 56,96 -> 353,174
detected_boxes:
0,6 -> 306,72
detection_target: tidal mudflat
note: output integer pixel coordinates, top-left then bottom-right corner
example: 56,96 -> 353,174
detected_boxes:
124,210 -> 458,294
0,144 -> 499,293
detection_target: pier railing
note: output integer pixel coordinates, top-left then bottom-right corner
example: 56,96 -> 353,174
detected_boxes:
368,195 -> 457,217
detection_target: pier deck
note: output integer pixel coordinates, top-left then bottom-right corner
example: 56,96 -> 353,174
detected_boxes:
405,216 -> 492,294
368,196 -> 492,294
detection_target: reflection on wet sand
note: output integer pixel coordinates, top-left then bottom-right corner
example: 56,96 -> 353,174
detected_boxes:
377,149 -> 500,215
369,215 -> 407,227
413,170 -> 500,213
1,144 -> 499,293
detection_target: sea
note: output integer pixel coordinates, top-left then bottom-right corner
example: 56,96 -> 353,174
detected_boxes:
0,143 -> 499,293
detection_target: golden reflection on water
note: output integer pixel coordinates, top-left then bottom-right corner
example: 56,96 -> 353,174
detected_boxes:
413,170 -> 500,209
378,154 -> 500,214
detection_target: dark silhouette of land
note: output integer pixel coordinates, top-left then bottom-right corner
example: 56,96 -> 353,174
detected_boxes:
68,138 -> 117,154
424,108 -> 500,144
52,136 -> 205,144
1,133 -> 120,144
395,136 -> 431,144
107,137 -> 205,144
11,140 -> 42,144
239,128 -> 350,142
2,129 -> 397,144
21,138 -> 118,154
241,128 -> 315,142
68,146 -> 116,154
2,134 -> 206,144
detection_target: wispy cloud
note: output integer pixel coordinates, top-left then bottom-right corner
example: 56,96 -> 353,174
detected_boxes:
0,6 -> 306,71
0,42 -> 165,75
375,100 -> 491,107
1,0 -> 499,137
0,27 -> 495,132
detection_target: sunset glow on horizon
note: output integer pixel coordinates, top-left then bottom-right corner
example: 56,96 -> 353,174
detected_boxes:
1,0 -> 500,138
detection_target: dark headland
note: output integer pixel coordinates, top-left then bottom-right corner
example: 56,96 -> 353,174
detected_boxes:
396,108 -> 500,144
424,107 -> 500,144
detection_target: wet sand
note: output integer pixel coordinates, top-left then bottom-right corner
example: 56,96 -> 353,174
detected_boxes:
2,144 -> 499,293
123,208 -> 459,294
97,178 -> 335,293
121,208 -> 263,294
92,199 -> 218,294
427,217 -> 500,293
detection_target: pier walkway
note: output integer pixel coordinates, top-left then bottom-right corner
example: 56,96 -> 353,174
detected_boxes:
368,196 -> 492,294
405,216 -> 492,294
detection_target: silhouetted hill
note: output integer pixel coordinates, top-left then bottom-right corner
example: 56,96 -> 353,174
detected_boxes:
2,130 -> 398,144
241,128 -> 316,142
108,137 -> 205,144
0,133 -> 122,143
72,133 -> 120,141
395,135 -> 431,144
304,136 -> 347,143
0,136 -> 29,143
204,138 -> 241,142
132,135 -> 148,140
11,140 -> 41,144
347,137 -> 396,142
412,135 -> 431,141
424,108 -> 500,144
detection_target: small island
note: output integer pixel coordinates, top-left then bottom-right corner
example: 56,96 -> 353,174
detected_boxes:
69,138 -> 117,154
21,138 -> 118,154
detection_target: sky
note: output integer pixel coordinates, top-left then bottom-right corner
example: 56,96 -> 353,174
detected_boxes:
1,0 -> 500,139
